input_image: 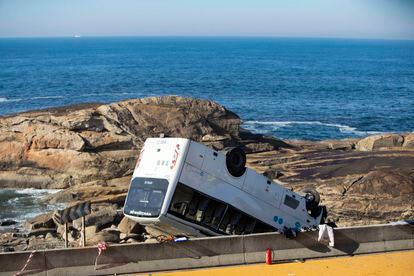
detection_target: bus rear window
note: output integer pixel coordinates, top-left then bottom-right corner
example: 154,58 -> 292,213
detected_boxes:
124,177 -> 169,217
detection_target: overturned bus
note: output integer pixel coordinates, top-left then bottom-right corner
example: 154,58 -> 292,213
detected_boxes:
123,138 -> 326,237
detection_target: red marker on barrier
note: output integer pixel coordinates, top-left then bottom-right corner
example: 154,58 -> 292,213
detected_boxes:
266,248 -> 272,265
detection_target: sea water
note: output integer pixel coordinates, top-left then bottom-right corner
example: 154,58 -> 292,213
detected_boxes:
0,37 -> 413,141
0,189 -> 63,231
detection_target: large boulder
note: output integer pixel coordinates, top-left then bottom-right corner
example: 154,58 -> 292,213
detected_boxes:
117,217 -> 145,235
72,204 -> 118,230
356,134 -> 404,151
87,229 -> 120,245
0,96 -> 288,189
403,133 -> 414,149
24,213 -> 56,231
0,220 -> 17,226
347,170 -> 414,197
46,177 -> 130,204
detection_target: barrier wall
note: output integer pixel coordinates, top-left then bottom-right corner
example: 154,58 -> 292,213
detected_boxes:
0,223 -> 413,276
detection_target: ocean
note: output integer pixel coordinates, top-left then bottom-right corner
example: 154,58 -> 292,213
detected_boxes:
1,37 -> 413,141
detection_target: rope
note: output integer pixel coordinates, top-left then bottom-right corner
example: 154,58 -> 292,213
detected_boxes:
94,242 -> 108,270
156,235 -> 189,243
156,235 -> 174,243
13,250 -> 37,276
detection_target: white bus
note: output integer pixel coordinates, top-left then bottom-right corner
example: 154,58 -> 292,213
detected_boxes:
124,138 -> 326,237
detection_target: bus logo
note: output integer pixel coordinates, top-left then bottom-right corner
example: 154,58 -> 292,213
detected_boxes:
135,147 -> 145,169
170,144 -> 180,170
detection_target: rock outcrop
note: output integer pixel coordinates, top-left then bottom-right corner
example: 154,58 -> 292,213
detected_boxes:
0,96 -> 288,189
247,139 -> 414,227
403,133 -> 414,149
356,133 -> 406,151
1,97 -> 413,252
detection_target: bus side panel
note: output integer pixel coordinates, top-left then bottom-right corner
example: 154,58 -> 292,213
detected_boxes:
179,163 -> 313,231
242,170 -> 284,209
185,141 -> 207,169
201,146 -> 246,189
242,170 -> 313,227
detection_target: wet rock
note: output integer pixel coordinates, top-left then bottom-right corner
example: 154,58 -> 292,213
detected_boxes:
356,134 -> 404,151
0,220 -> 17,226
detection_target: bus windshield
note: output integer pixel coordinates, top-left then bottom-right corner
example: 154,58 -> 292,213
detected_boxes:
124,177 -> 169,217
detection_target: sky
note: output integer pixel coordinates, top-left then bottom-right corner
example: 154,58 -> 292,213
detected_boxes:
0,0 -> 413,40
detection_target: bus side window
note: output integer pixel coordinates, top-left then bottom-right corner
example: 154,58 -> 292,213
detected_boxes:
169,183 -> 194,216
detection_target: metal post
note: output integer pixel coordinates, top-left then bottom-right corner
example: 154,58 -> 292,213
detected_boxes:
64,222 -> 68,248
82,216 -> 86,247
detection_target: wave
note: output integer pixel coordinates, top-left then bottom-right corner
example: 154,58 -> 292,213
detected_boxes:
31,96 -> 64,100
0,97 -> 22,103
243,120 -> 382,136
14,188 -> 62,195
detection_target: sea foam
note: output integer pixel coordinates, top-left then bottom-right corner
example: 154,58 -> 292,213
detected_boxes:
14,188 -> 61,195
243,120 -> 382,137
0,97 -> 22,103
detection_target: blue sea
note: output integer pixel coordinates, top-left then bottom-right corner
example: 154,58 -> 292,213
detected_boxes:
1,37 -> 413,140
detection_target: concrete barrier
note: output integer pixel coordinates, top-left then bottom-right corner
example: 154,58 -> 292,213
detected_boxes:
0,223 -> 413,275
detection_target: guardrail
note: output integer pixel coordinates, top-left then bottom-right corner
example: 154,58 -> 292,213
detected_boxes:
0,222 -> 413,276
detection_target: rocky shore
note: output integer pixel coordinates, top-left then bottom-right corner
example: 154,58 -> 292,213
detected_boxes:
1,96 -> 413,252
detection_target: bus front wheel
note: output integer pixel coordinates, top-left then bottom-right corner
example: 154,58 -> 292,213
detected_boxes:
224,147 -> 246,177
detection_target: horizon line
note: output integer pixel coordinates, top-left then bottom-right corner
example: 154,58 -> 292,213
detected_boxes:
0,34 -> 413,42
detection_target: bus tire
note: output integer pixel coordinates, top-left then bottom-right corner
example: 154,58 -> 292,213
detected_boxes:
301,188 -> 320,211
224,147 -> 246,177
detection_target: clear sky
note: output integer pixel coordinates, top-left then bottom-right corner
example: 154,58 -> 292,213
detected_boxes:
0,0 -> 413,39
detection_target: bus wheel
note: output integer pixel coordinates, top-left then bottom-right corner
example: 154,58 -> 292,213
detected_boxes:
301,188 -> 320,212
224,147 -> 246,177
